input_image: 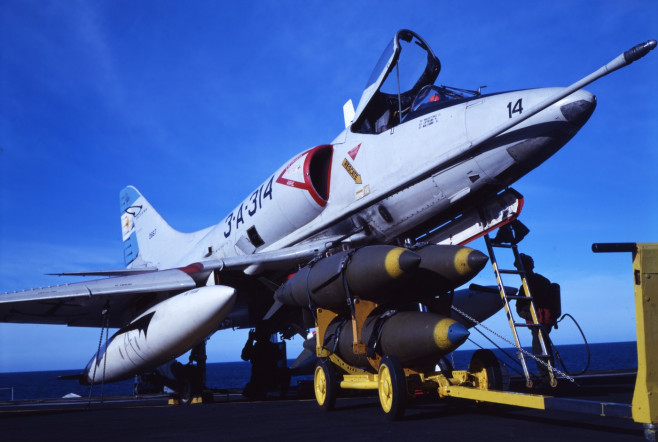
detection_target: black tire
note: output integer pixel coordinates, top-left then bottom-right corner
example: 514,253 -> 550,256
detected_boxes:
438,357 -> 454,377
178,377 -> 193,405
178,365 -> 203,405
468,349 -> 504,391
378,355 -> 407,420
314,359 -> 337,411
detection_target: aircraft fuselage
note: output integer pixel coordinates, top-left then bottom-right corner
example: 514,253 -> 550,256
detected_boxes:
173,87 -> 595,271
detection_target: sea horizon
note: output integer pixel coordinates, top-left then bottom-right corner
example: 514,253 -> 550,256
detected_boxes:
0,341 -> 638,401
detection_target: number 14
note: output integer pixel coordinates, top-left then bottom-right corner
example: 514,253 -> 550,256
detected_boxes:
507,99 -> 523,118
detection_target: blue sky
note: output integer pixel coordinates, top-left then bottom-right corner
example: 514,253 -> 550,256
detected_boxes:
1,1 -> 656,373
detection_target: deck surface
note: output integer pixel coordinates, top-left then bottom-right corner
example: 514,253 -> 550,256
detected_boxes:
0,373 -> 648,441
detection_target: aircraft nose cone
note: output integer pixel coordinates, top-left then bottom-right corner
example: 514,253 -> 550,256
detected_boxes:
560,91 -> 597,126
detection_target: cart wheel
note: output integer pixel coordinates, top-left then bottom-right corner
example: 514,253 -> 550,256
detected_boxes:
378,355 -> 407,420
437,357 -> 453,377
469,349 -> 504,391
314,359 -> 337,411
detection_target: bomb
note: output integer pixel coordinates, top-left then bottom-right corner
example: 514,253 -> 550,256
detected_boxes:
274,245 -> 421,310
319,310 -> 469,369
274,244 -> 488,311
403,244 -> 489,302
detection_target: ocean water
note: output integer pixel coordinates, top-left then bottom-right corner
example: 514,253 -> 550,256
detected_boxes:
0,341 -> 637,401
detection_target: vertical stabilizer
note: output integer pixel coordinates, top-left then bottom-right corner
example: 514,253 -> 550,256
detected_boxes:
119,186 -> 209,269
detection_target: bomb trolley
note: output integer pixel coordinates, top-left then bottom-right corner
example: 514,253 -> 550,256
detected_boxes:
311,296 -> 505,420
312,243 -> 658,440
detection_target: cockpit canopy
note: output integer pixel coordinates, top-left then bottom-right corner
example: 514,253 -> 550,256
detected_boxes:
351,30 -> 441,134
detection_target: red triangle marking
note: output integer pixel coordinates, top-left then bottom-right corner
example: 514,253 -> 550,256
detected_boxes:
348,143 -> 361,161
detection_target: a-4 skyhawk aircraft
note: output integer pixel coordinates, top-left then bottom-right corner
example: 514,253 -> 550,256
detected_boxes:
1,30 -> 654,407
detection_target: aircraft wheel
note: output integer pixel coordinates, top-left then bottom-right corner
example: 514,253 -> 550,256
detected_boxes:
178,377 -> 193,405
378,355 -> 407,420
314,359 -> 337,411
177,365 -> 202,405
469,349 -> 504,391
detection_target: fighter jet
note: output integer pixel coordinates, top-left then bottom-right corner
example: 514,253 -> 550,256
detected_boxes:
0,30 -> 654,401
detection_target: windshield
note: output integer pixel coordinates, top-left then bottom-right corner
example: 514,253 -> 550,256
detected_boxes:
351,30 -> 441,134
380,37 -> 432,95
403,85 -> 480,121
366,39 -> 395,88
410,85 -> 463,112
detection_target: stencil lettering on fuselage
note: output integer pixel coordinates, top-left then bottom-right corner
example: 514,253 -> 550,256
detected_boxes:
341,158 -> 362,184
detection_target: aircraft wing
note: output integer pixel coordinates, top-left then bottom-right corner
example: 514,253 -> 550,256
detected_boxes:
0,269 -> 199,328
0,240 -> 332,329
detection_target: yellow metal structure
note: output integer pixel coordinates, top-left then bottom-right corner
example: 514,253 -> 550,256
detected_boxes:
340,373 -> 378,390
350,299 -> 378,357
439,385 -> 547,409
378,364 -> 395,413
631,243 -> 658,425
437,242 -> 657,427
311,242 -> 656,430
168,396 -> 204,405
314,298 -> 380,368
329,353 -> 371,376
314,365 -> 330,406
315,308 -> 338,358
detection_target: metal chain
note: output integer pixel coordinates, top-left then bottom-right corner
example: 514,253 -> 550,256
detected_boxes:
100,306 -> 110,403
451,305 -> 574,383
88,303 -> 110,406
88,321 -> 104,405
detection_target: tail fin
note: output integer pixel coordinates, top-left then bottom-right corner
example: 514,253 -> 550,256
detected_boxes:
120,186 -> 205,269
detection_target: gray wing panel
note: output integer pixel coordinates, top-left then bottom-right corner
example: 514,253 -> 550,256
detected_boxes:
0,239 -> 338,328
0,269 -> 197,328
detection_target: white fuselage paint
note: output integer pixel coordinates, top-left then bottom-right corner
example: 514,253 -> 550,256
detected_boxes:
170,88 -> 593,268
